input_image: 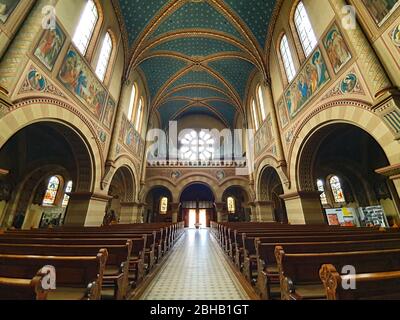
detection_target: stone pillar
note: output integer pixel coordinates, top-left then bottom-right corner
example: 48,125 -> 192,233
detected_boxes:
64,192 -> 111,227
248,202 -> 258,222
255,200 -> 275,222
0,0 -> 59,94
119,202 -> 141,224
281,191 -> 325,225
215,202 -> 227,223
329,0 -> 392,98
170,203 -> 180,223
375,164 -> 400,220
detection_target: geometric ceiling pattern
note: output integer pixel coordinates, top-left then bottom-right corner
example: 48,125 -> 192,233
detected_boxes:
115,0 -> 278,128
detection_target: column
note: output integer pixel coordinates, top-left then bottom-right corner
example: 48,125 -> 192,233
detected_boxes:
248,202 -> 258,222
64,192 -> 111,227
281,191 -> 325,225
119,202 -> 141,224
254,200 -> 275,222
329,0 -> 392,98
170,203 -> 180,223
376,164 -> 400,220
215,202 -> 227,223
0,0 -> 59,94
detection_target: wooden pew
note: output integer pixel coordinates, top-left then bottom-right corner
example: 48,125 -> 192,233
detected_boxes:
0,270 -> 49,300
0,249 -> 108,300
0,242 -> 131,300
239,230 -> 400,279
256,238 -> 400,299
0,236 -> 147,291
275,247 -> 400,300
319,264 -> 400,300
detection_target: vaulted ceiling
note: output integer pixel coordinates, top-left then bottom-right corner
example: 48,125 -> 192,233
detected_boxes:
114,0 -> 278,129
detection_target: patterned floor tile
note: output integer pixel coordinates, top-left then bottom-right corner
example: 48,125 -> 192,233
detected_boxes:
140,229 -> 250,300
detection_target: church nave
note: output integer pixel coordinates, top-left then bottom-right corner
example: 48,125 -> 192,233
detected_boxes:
140,229 -> 251,301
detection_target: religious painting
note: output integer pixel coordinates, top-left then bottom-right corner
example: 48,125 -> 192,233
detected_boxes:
277,98 -> 289,129
27,69 -> 46,92
58,47 -> 106,119
103,96 -> 115,129
254,115 -> 273,156
34,22 -> 66,71
340,73 -> 358,94
391,24 -> 400,49
125,125 -> 135,147
323,24 -> 352,74
285,48 -> 330,119
362,0 -> 400,26
0,0 -> 20,23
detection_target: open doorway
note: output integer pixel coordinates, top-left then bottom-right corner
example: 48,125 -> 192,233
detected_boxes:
179,183 -> 216,227
188,209 -> 197,228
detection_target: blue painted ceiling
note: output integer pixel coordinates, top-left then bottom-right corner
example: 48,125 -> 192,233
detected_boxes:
116,0 -> 277,128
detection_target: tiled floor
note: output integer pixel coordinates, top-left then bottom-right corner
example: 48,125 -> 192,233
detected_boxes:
140,229 -> 250,300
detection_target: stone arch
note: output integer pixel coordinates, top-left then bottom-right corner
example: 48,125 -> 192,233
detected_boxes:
219,177 -> 254,202
255,155 -> 289,199
141,178 -> 177,203
0,99 -> 104,192
288,103 -> 400,193
176,176 -> 218,202
111,155 -> 140,202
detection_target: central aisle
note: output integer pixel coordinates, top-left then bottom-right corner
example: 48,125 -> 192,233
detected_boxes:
140,229 -> 251,300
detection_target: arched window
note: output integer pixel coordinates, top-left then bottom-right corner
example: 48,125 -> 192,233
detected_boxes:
127,84 -> 137,121
294,1 -> 317,57
227,197 -> 236,214
62,181 -> 73,207
135,98 -> 143,131
95,32 -> 113,82
317,179 -> 328,205
252,99 -> 259,130
280,35 -> 296,82
160,197 -> 168,214
42,176 -> 61,206
73,0 -> 99,55
257,85 -> 267,121
180,130 -> 215,161
330,176 -> 346,203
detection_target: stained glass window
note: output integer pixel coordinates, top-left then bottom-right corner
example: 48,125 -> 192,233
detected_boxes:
72,0 -> 99,55
330,176 -> 346,203
62,181 -> 73,207
95,32 -> 113,82
280,35 -> 296,82
160,197 -> 168,214
294,1 -> 317,57
227,197 -> 236,214
180,130 -> 215,161
128,84 -> 137,121
252,99 -> 259,131
42,176 -> 60,206
317,179 -> 328,205
258,86 -> 267,121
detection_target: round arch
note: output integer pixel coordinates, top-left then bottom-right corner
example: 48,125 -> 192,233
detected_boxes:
141,178 -> 177,203
255,155 -> 289,199
111,155 -> 140,202
177,180 -> 216,203
0,99 -> 104,192
288,103 -> 400,192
